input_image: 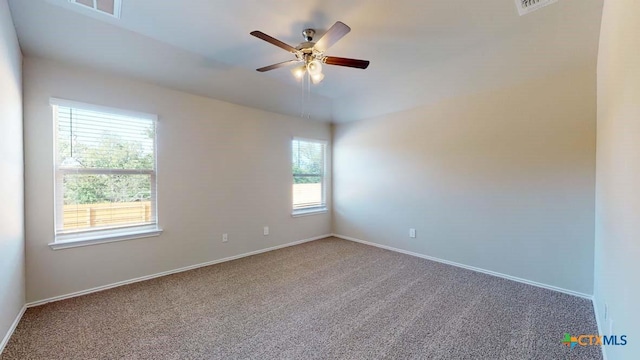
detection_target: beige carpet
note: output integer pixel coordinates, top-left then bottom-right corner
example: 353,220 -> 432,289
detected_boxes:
1,237 -> 601,359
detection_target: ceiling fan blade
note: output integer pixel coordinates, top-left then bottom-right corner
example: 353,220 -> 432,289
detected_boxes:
256,60 -> 300,72
314,21 -> 351,52
323,56 -> 370,69
250,31 -> 298,53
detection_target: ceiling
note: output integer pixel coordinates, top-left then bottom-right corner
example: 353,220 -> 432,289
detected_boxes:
8,0 -> 603,123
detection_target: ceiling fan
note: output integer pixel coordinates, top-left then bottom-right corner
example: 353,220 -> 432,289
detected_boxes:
250,21 -> 370,84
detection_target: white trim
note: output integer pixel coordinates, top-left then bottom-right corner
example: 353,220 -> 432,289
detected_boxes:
292,136 -> 329,145
30,234 -> 331,307
50,228 -> 163,250
50,98 -> 157,121
292,208 -> 328,217
58,168 -> 154,175
0,305 -> 26,355
112,0 -> 123,18
332,234 -> 593,300
592,297 -> 608,360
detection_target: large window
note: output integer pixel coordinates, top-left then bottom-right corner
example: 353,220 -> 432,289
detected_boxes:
51,98 -> 160,247
292,138 -> 327,215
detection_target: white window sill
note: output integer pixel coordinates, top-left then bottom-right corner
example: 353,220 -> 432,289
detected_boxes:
292,207 -> 328,217
49,227 -> 163,250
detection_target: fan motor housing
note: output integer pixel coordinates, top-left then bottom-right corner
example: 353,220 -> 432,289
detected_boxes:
296,41 -> 315,51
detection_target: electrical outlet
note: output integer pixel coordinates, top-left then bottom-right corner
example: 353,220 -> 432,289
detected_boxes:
222,233 -> 228,243
263,226 -> 269,236
409,228 -> 416,238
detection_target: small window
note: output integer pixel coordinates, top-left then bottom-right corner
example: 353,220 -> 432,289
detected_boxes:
292,138 -> 327,216
51,98 -> 160,246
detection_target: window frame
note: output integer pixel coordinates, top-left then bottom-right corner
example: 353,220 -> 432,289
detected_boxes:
291,137 -> 328,217
49,98 -> 162,250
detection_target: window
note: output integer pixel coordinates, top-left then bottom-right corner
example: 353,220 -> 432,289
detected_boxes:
51,98 -> 161,249
292,138 -> 327,216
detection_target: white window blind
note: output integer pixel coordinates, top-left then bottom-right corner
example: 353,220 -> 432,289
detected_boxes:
292,138 -> 327,215
51,98 -> 158,241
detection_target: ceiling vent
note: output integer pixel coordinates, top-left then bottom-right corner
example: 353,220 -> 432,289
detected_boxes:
69,0 -> 122,18
515,0 -> 558,16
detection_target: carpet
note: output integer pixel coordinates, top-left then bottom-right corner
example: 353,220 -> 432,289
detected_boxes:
1,237 -> 601,359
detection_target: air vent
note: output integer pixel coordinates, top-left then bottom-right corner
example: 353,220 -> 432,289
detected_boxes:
69,0 -> 122,18
515,0 -> 558,16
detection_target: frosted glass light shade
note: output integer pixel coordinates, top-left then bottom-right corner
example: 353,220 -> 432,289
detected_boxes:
307,60 -> 323,76
291,65 -> 306,79
311,73 -> 325,84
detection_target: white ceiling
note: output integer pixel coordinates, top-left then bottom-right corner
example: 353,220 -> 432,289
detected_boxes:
8,0 -> 603,122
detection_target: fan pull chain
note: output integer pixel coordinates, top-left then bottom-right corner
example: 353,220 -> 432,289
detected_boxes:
300,71 -> 312,119
307,72 -> 311,119
300,72 -> 304,118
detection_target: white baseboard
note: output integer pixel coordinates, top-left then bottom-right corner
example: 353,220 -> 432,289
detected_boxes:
0,305 -> 26,355
332,233 -> 593,300
592,297 -> 608,360
27,234 -> 331,308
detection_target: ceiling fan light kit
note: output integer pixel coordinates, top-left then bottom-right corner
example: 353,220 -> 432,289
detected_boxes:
250,21 -> 370,84
291,65 -> 306,79
310,73 -> 325,85
306,60 -> 322,76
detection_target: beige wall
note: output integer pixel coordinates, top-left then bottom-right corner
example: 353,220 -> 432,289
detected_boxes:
23,57 -> 331,303
333,64 -> 596,295
595,0 -> 640,358
0,0 -> 24,350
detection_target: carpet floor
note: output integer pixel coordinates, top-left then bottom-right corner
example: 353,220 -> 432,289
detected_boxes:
1,237 -> 601,359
